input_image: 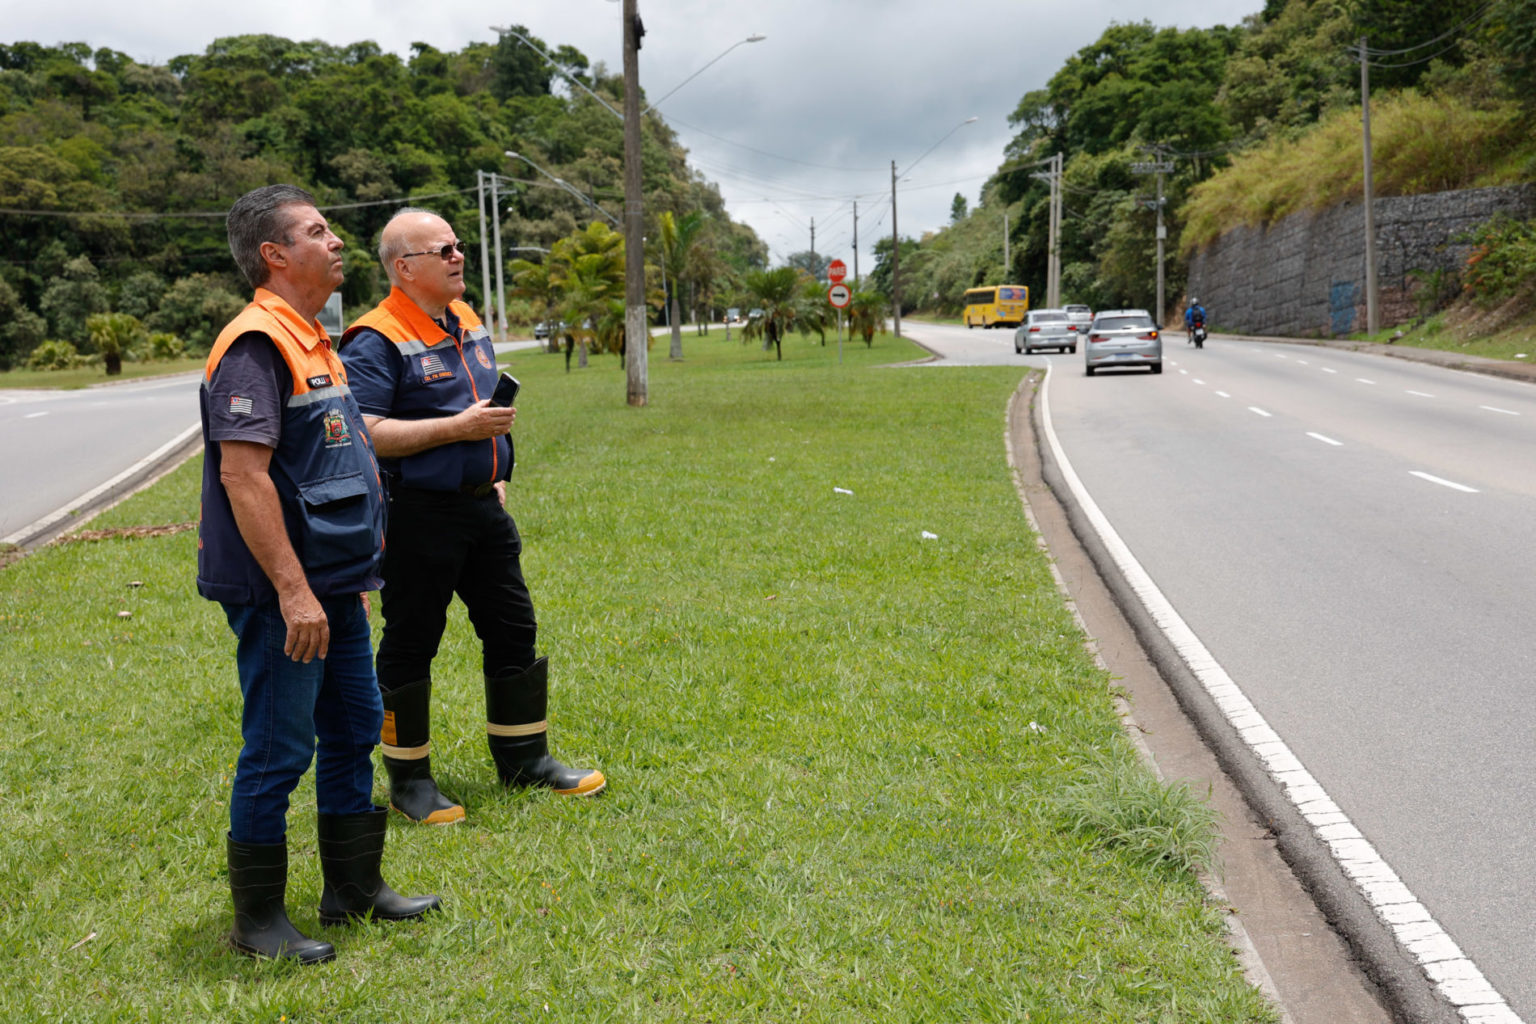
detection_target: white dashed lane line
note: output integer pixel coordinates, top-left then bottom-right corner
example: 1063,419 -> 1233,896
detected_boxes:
1407,390 -> 1435,398
1321,367 -> 1338,374
24,411 -> 48,419
1215,391 -> 1231,398
1480,405 -> 1520,416
1307,432 -> 1343,446
1248,406 -> 1273,418
1356,378 -> 1376,385
1411,471 -> 1479,494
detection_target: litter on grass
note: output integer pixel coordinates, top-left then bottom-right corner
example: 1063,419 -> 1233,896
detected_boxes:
833,487 -> 853,495
921,531 -> 938,540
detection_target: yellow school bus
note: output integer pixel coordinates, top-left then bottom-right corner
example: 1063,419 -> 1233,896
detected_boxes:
962,285 -> 1029,328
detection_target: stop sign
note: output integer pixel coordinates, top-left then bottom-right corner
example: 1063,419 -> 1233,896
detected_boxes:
827,259 -> 848,284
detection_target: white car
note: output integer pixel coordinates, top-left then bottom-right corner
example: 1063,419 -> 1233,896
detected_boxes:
1014,309 -> 1077,354
1063,303 -> 1093,333
1083,309 -> 1163,376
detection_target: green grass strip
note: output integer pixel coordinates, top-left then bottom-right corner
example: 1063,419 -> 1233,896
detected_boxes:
0,331 -> 1275,1022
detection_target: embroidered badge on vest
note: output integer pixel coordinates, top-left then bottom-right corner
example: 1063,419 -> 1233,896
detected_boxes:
475,344 -> 493,369
323,409 -> 352,447
419,352 -> 453,382
306,374 -> 333,389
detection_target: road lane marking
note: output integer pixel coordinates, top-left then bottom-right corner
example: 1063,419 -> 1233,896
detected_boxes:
1215,390 -> 1231,398
24,411 -> 48,419
1356,378 -> 1376,385
1193,379 -> 1206,385
1297,359 -> 1310,365
1035,363 -> 1515,1020
1411,471 -> 1479,493
1321,367 -> 1338,374
1406,390 -> 1435,398
1248,406 -> 1272,417
1480,405 -> 1520,416
1179,368 -> 1189,375
1307,432 -> 1343,446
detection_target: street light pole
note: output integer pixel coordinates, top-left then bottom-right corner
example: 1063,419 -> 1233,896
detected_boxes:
1359,37 -> 1380,335
644,34 -> 765,114
477,170 -> 493,332
505,150 -> 621,228
490,173 -> 507,345
623,0 -> 647,406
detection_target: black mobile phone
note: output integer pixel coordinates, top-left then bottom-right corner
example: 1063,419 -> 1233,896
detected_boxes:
490,372 -> 521,407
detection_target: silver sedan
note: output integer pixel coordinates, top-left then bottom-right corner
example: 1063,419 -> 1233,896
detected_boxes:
1083,308 -> 1163,375
1014,308 -> 1078,354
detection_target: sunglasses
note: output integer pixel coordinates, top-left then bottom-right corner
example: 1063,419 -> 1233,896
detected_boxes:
400,241 -> 467,261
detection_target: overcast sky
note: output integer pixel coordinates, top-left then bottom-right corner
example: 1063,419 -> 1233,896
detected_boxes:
7,0 -> 1256,273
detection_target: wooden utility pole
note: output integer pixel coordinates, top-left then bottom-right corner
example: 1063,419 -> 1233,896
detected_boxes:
891,159 -> 901,338
852,199 -> 859,282
623,0 -> 647,405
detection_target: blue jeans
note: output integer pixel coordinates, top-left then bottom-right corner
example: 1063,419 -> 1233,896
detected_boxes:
222,593 -> 383,844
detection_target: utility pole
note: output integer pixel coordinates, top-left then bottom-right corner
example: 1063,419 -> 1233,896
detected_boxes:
1132,151 -> 1173,325
1360,37 -> 1380,335
1003,210 -> 1009,273
890,159 -> 901,339
477,170 -> 493,333
1051,152 -> 1063,307
490,172 -> 506,344
622,0 -> 647,406
852,199 -> 859,282
810,217 -> 816,266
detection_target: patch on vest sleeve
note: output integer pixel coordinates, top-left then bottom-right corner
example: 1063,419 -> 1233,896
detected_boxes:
228,395 -> 254,415
475,344 -> 493,369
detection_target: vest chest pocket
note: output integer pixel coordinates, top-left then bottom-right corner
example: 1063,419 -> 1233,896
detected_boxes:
295,472 -> 378,572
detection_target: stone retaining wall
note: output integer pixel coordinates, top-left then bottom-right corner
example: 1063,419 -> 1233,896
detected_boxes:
1185,184 -> 1536,337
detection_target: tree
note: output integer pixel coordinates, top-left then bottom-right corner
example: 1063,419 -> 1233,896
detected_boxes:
85,311 -> 146,375
846,288 -> 889,348
0,276 -> 48,370
147,274 -> 247,350
740,267 -> 802,361
951,193 -> 969,222
39,256 -> 110,345
656,209 -> 706,360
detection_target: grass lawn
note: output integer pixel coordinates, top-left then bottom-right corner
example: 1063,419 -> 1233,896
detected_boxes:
0,330 -> 1276,1022
0,358 -> 206,390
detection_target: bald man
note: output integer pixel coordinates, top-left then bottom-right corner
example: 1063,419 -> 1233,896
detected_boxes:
340,209 -> 605,826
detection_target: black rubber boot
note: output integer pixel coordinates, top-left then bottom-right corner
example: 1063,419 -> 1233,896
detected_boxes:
316,808 -> 442,925
227,834 -> 336,964
485,657 -> 607,797
380,678 -> 465,825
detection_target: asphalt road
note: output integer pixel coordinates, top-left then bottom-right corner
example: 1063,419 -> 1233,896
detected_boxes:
0,372 -> 203,542
903,319 -> 1536,1019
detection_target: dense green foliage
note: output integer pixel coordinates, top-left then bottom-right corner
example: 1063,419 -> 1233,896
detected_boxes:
0,32 -> 767,369
884,0 -> 1536,319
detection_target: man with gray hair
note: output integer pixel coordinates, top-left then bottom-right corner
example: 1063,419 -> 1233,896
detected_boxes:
341,207 -> 605,827
198,185 -> 439,963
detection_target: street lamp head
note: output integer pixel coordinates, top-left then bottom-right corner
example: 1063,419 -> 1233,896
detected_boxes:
746,33 -> 766,43
504,150 -> 520,159
964,116 -> 978,124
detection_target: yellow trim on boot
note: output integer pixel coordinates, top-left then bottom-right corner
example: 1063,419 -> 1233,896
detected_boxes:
389,800 -> 466,825
555,769 -> 607,798
381,741 -> 431,760
486,720 -> 547,738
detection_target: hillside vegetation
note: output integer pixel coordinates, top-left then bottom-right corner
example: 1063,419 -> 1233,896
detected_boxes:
900,0 -> 1536,321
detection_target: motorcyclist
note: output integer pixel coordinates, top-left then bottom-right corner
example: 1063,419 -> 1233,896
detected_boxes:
1184,299 -> 1207,344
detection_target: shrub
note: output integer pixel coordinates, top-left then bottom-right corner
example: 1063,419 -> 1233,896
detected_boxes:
148,331 -> 186,360
1060,758 -> 1219,876
1461,215 -> 1536,305
26,339 -> 81,370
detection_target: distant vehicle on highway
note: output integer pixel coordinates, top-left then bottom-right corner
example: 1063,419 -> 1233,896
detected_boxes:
534,321 -> 551,340
1014,308 -> 1077,355
962,284 -> 1029,329
1063,303 -> 1093,333
1083,309 -> 1162,376
747,308 -> 764,322
723,307 -> 742,325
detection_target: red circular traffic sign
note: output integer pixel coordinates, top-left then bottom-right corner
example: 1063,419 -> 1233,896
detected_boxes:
827,259 -> 848,284
827,283 -> 852,308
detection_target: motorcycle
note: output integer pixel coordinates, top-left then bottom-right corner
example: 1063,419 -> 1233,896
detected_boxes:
1188,315 -> 1206,349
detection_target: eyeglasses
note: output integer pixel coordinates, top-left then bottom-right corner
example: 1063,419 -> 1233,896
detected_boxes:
400,241 -> 467,261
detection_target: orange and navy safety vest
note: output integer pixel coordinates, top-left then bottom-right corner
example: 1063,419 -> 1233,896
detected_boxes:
340,288 -> 511,493
196,288 -> 386,606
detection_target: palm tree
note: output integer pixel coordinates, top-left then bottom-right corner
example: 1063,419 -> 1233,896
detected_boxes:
557,252 -> 626,370
741,267 -> 803,361
796,277 -> 831,346
656,210 -> 707,361
846,286 -> 889,348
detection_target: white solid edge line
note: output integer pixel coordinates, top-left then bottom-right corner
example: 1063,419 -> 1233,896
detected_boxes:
1307,432 -> 1343,446
1038,364 -> 1518,1022
1411,471 -> 1480,494
0,421 -> 202,547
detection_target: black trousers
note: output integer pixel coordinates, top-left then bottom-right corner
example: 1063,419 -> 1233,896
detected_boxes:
375,487 -> 538,693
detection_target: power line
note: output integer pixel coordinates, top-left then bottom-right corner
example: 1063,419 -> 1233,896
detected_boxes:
1358,2 -> 1494,58
0,187 -> 480,222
